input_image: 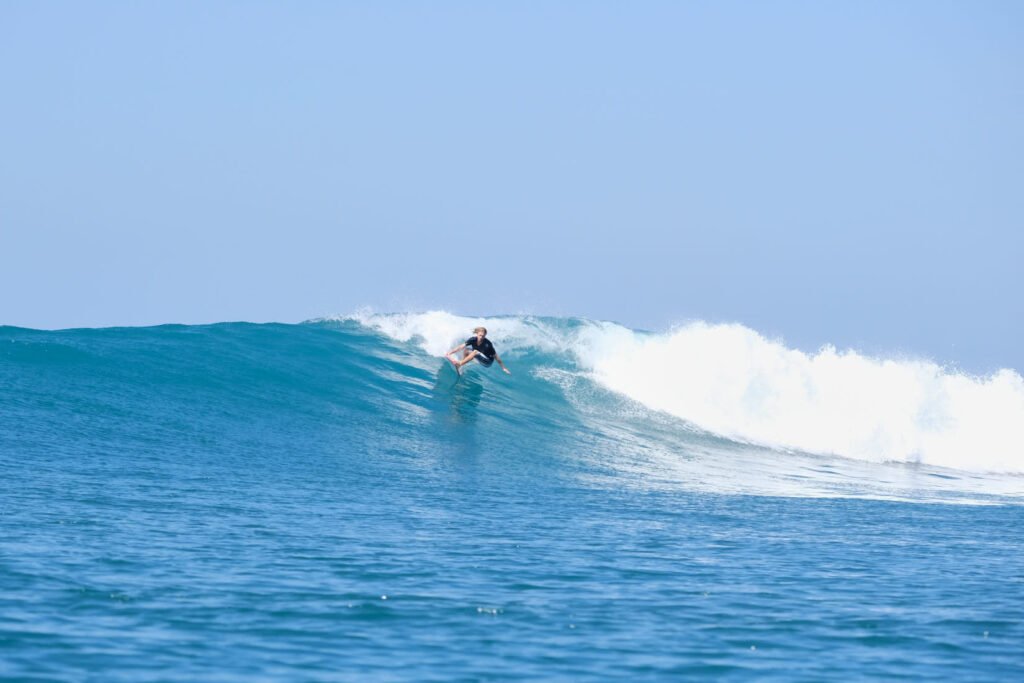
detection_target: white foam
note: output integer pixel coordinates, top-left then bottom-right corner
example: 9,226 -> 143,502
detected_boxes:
578,321 -> 1024,474
341,311 -> 1024,474
341,309 -> 564,357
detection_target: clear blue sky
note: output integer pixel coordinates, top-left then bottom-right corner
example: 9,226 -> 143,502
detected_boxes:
2,1 -> 1021,371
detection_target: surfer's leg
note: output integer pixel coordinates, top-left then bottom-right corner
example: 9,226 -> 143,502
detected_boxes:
457,350 -> 479,367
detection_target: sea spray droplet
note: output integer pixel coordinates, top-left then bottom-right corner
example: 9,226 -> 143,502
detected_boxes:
477,607 -> 503,616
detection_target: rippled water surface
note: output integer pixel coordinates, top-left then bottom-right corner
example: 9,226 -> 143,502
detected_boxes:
2,321 -> 1022,680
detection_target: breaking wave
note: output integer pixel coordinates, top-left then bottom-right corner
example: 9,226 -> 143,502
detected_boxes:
347,310 -> 1024,474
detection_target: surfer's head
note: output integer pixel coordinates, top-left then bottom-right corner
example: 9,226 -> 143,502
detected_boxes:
474,326 -> 487,337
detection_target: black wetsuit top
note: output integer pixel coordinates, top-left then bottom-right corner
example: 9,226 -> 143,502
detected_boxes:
466,336 -> 496,360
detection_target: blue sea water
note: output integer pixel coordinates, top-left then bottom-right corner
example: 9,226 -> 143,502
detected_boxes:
2,316 -> 1023,681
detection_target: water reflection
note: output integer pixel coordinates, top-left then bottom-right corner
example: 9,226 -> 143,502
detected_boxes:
432,365 -> 484,423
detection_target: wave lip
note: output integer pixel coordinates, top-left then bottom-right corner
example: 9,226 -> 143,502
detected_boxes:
343,311 -> 1024,475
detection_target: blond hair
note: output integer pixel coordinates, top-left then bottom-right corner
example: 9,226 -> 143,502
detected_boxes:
474,326 -> 487,335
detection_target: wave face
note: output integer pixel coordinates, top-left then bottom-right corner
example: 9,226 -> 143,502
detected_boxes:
2,313 -> 1022,503
349,311 -> 1024,477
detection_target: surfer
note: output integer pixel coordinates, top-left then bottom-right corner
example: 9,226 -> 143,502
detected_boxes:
446,327 -> 511,375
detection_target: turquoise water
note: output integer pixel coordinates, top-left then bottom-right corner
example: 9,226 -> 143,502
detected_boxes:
2,318 -> 1022,680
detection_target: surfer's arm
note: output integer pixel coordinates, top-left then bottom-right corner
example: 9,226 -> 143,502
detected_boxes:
495,353 -> 511,375
446,343 -> 467,357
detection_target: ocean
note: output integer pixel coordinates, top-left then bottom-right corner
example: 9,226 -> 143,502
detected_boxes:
2,312 -> 1022,681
